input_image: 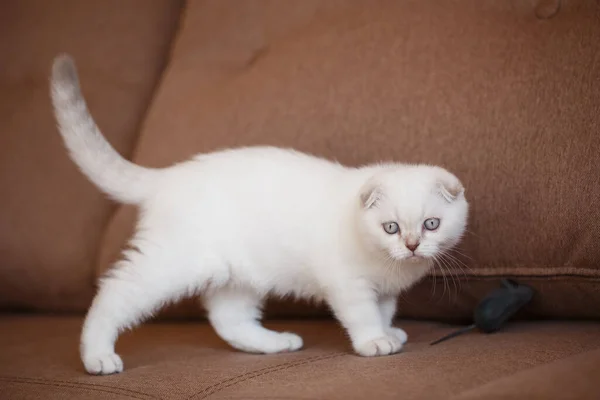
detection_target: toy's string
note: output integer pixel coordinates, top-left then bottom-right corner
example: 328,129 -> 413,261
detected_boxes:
430,324 -> 476,345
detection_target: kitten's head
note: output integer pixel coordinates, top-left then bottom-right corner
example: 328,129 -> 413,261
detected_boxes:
357,165 -> 468,264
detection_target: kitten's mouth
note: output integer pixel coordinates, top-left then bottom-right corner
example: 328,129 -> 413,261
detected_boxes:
393,253 -> 426,263
388,251 -> 428,263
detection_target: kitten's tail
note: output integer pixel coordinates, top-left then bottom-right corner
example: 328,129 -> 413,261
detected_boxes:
50,54 -> 159,205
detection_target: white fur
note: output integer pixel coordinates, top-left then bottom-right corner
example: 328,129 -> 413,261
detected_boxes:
50,55 -> 469,375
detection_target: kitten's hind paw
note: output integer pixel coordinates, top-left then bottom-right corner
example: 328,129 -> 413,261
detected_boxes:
354,335 -> 403,357
261,332 -> 304,354
231,331 -> 304,354
83,353 -> 124,375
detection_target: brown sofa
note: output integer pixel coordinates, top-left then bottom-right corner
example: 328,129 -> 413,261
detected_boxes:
1,1 -> 599,399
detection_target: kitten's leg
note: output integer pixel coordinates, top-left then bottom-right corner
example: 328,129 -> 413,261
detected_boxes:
327,283 -> 404,357
81,246 -> 203,375
205,288 -> 303,354
378,295 -> 408,344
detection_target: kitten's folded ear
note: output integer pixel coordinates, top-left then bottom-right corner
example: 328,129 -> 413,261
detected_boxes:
436,169 -> 465,203
360,181 -> 382,209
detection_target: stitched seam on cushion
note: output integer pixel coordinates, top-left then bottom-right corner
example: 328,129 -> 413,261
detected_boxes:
0,375 -> 159,398
428,267 -> 600,279
0,377 -> 152,400
187,353 -> 346,400
0,376 -> 159,400
196,353 -> 346,400
427,274 -> 600,281
199,356 -> 342,400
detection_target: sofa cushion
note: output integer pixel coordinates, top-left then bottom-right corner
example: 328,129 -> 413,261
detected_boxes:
0,316 -> 599,399
0,0 -> 183,311
98,0 -> 600,319
449,346 -> 600,400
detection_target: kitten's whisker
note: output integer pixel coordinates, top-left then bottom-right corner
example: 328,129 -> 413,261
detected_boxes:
463,229 -> 482,239
430,259 -> 437,300
434,256 -> 450,300
444,246 -> 474,262
438,254 -> 458,302
439,254 -> 465,278
450,249 -> 473,261
438,247 -> 471,273
444,253 -> 467,303
385,259 -> 396,276
432,254 -> 446,302
441,251 -> 472,276
445,258 -> 462,301
381,255 -> 398,278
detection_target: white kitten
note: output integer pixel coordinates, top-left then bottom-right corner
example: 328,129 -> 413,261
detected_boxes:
50,55 -> 468,375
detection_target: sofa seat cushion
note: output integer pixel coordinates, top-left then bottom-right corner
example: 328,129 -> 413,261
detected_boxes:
1,315 -> 599,399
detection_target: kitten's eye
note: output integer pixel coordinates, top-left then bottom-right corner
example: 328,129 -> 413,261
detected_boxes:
382,222 -> 400,234
424,218 -> 440,231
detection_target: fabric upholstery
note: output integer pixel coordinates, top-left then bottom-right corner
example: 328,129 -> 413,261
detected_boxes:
0,316 -> 599,399
449,347 -> 600,400
0,0 -> 183,311
99,0 -> 600,319
1,3 -> 599,399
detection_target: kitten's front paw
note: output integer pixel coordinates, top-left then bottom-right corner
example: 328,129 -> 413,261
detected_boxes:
386,327 -> 408,344
83,353 -> 124,375
232,331 -> 304,354
354,335 -> 403,357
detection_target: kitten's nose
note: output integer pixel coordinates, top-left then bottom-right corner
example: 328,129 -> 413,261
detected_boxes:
406,241 -> 420,252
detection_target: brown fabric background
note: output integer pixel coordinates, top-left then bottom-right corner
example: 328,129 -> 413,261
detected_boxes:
1,316 -> 599,399
0,0 -> 183,311
449,347 -> 600,400
99,0 -> 600,319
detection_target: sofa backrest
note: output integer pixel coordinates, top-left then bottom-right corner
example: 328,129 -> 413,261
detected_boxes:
2,0 -> 599,320
100,0 -> 600,320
